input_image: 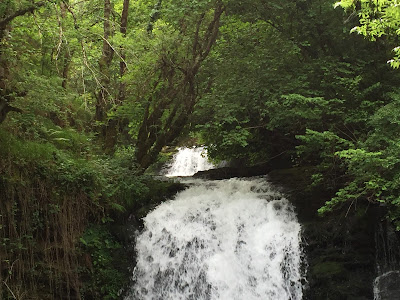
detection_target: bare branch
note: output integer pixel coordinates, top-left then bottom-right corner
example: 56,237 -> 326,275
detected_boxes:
94,32 -> 129,71
200,3 -> 225,62
192,13 -> 206,57
62,0 -> 79,29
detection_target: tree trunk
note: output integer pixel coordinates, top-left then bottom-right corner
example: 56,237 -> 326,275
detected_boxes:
95,0 -> 115,150
95,0 -> 114,123
118,0 -> 129,103
60,2 -> 72,89
103,0 -> 130,150
135,2 -> 225,172
102,0 -> 130,150
61,49 -> 72,89
0,3 -> 46,124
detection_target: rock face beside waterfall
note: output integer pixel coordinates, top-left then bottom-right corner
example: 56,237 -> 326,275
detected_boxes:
193,163 -> 272,180
374,271 -> 400,300
267,167 -> 383,300
374,218 -> 400,300
192,156 -> 289,180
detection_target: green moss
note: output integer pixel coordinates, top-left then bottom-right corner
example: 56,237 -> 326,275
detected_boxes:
312,261 -> 345,277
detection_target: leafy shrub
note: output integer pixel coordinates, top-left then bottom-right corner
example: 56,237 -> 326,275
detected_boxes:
79,226 -> 129,300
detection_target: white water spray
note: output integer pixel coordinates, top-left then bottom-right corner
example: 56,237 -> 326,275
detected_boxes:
165,147 -> 215,177
125,148 -> 304,300
374,271 -> 400,300
373,221 -> 400,300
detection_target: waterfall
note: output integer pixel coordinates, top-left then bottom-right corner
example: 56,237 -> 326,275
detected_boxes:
373,220 -> 400,300
125,148 -> 305,300
374,271 -> 400,300
165,147 -> 215,177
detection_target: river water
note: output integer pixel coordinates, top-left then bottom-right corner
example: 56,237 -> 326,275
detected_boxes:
125,148 -> 305,300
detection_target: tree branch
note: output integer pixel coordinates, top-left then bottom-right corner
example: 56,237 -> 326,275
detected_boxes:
200,3 -> 225,62
0,1 -> 46,29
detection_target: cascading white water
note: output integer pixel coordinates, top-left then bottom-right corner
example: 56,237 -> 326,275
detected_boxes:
373,270 -> 400,300
126,179 -> 304,299
165,147 -> 215,177
125,148 -> 304,300
373,221 -> 400,299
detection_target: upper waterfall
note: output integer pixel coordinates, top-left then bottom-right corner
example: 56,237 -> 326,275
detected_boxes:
165,147 -> 215,177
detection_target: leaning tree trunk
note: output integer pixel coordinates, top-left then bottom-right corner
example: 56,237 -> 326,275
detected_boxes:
135,2 -> 225,172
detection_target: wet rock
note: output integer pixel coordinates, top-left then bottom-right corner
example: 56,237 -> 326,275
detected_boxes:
374,271 -> 400,300
193,163 -> 272,180
268,167 -> 376,300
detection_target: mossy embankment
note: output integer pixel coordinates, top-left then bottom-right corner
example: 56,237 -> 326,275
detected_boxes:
0,129 -> 184,299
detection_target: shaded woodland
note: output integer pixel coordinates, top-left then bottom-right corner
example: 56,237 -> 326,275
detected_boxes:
1,0 -> 400,298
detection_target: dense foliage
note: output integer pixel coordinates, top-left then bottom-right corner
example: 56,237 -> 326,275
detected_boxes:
336,0 -> 400,67
193,0 -> 400,229
2,0 -> 400,298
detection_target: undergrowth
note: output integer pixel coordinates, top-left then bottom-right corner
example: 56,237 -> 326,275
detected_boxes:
0,128 -> 177,299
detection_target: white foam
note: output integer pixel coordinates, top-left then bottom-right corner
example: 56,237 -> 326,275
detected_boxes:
165,147 -> 215,177
126,178 -> 304,300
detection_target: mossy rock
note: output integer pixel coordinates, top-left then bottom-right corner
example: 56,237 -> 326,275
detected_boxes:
311,261 -> 345,278
266,166 -> 377,299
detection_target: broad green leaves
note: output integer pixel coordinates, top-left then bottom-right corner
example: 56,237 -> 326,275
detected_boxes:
336,0 -> 400,67
309,90 -> 400,228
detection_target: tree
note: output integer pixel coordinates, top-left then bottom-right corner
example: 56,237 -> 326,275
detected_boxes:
0,1 -> 49,124
94,0 -> 116,150
104,0 -> 130,150
130,0 -> 226,171
118,0 -> 130,102
335,0 -> 400,67
193,0 -> 381,164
